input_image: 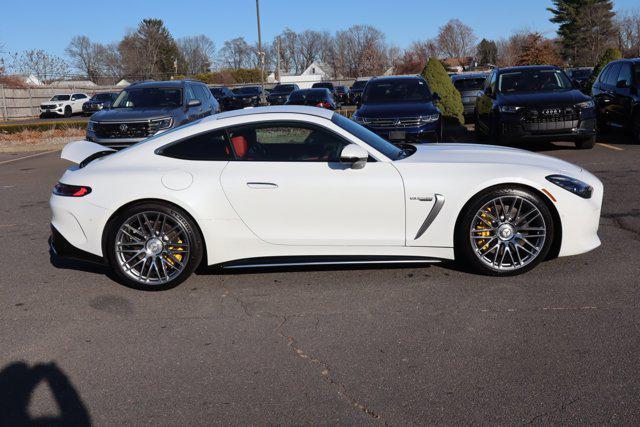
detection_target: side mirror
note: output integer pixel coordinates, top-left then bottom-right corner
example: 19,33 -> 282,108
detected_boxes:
340,143 -> 368,169
187,99 -> 202,108
432,92 -> 441,102
616,80 -> 628,89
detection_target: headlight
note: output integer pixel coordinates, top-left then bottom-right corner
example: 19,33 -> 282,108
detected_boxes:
419,114 -> 440,124
57,103 -> 63,107
575,100 -> 595,109
87,121 -> 96,131
151,117 -> 173,130
546,174 -> 593,199
499,105 -> 523,113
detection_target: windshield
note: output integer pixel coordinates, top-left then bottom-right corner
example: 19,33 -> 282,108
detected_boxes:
271,84 -> 295,93
351,80 -> 367,89
288,89 -> 327,102
363,79 -> 432,103
233,86 -> 260,95
454,78 -> 486,91
331,113 -> 404,160
51,95 -> 70,101
210,87 -> 225,96
113,87 -> 182,108
93,93 -> 114,101
570,69 -> 592,78
498,69 -> 573,93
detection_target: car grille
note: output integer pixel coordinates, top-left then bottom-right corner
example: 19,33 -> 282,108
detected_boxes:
93,121 -> 160,139
366,117 -> 422,128
523,107 -> 579,132
41,105 -> 57,110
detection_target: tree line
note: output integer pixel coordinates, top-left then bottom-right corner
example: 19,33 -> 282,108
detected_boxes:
1,0 -> 639,86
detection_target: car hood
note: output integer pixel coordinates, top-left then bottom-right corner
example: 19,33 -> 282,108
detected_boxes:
397,143 -> 583,174
91,107 -> 179,121
356,102 -> 439,118
499,90 -> 589,106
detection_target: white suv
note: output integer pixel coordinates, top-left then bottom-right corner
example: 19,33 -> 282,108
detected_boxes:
40,93 -> 89,118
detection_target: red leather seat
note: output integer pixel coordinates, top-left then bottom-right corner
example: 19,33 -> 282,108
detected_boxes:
231,135 -> 248,158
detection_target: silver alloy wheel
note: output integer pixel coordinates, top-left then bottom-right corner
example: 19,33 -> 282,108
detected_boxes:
115,211 -> 190,285
469,195 -> 546,271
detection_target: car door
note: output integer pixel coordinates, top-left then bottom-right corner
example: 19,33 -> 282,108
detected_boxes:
71,94 -> 86,113
600,62 -> 621,125
219,120 -> 405,246
476,71 -> 495,132
611,62 -> 634,127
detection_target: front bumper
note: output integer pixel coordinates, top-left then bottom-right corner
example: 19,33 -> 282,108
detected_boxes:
499,108 -> 596,143
40,106 -> 64,116
363,121 -> 442,143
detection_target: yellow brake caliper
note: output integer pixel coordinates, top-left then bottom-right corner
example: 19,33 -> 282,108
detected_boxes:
476,208 -> 492,251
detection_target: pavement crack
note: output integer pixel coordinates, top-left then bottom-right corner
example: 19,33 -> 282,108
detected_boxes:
276,316 -> 386,423
527,397 -> 580,424
220,280 -> 252,317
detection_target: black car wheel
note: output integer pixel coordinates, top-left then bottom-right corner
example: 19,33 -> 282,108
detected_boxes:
105,202 -> 204,290
63,106 -> 72,118
455,187 -> 555,276
575,135 -> 596,149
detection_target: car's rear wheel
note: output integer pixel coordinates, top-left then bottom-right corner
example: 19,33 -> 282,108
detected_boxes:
455,187 -> 555,276
106,203 -> 203,290
64,106 -> 72,118
575,135 -> 596,149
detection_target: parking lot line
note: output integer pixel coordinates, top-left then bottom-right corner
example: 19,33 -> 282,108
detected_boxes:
0,150 -> 59,166
597,143 -> 624,151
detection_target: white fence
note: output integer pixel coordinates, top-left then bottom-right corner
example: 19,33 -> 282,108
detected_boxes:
0,79 -> 358,122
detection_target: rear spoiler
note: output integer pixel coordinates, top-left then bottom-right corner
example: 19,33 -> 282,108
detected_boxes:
61,140 -> 115,166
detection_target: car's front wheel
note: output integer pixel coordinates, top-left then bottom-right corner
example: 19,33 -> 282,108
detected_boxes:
455,187 -> 555,276
575,135 -> 596,149
105,202 -> 203,290
64,106 -> 72,118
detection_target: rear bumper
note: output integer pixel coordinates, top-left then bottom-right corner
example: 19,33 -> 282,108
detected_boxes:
49,225 -> 105,265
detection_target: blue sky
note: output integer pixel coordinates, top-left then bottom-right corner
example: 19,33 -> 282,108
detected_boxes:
1,0 -> 638,58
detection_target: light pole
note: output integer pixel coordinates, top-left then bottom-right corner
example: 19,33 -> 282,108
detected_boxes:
255,0 -> 267,105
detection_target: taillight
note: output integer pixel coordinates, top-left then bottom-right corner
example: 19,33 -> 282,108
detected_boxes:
316,102 -> 330,109
53,182 -> 92,197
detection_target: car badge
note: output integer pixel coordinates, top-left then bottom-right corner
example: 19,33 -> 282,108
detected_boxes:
119,124 -> 128,132
543,108 -> 561,116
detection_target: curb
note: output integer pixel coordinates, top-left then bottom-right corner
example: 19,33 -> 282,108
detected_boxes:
0,143 -> 66,153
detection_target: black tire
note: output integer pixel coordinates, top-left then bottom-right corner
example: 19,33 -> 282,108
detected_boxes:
596,114 -> 609,133
63,106 -> 72,118
105,202 -> 204,290
487,115 -> 501,145
633,112 -> 640,145
575,135 -> 596,149
454,187 -> 555,276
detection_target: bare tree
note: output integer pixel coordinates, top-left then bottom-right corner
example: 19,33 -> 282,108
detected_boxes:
336,25 -> 389,77
615,8 -> 640,58
178,35 -> 215,74
14,49 -> 69,83
219,37 -> 251,69
66,35 -> 101,82
437,19 -> 477,66
95,42 -> 125,80
296,30 -> 325,71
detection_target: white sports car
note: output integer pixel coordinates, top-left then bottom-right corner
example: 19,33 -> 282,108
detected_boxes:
50,106 -> 603,289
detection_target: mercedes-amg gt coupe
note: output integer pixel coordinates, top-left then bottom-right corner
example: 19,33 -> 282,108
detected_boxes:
50,106 -> 603,289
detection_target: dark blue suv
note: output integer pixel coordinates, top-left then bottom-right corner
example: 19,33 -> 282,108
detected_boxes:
352,75 -> 442,143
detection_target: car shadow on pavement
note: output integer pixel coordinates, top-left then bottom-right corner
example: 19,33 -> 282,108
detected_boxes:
0,361 -> 91,426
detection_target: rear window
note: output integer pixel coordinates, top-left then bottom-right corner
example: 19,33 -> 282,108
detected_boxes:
233,86 -> 260,95
272,84 -> 296,93
288,89 -> 327,102
351,80 -> 367,89
453,78 -> 486,91
312,83 -> 333,89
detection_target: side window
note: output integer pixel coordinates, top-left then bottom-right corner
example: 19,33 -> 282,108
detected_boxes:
158,130 -> 231,161
185,85 -> 197,103
617,63 -> 632,87
227,122 -> 348,162
604,63 -> 621,87
488,72 -> 497,94
598,65 -> 611,84
194,85 -> 209,102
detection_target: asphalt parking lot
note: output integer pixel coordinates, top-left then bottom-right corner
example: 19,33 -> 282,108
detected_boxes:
1,131 -> 639,424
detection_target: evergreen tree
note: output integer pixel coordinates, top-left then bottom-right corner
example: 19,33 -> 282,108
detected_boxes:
548,0 -> 615,66
421,58 -> 464,125
477,39 -> 498,65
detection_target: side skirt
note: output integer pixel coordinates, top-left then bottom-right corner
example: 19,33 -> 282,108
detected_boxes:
220,255 -> 442,270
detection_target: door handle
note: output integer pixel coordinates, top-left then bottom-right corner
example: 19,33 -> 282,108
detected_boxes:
247,182 -> 278,189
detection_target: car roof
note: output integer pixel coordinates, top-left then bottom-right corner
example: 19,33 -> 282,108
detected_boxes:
369,75 -> 424,83
212,105 -> 334,121
497,65 -> 559,73
127,80 -> 188,88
